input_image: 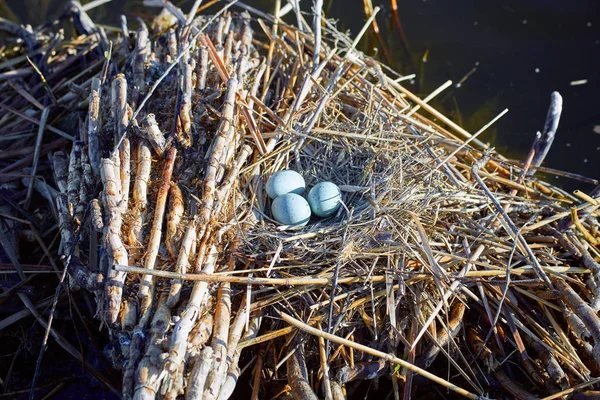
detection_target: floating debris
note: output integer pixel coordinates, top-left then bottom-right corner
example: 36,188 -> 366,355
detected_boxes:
571,79 -> 589,86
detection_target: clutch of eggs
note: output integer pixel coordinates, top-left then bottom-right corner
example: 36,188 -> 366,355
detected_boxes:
266,170 -> 342,226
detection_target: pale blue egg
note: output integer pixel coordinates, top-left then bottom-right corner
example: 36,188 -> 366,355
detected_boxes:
307,182 -> 342,218
265,170 -> 305,199
271,193 -> 311,226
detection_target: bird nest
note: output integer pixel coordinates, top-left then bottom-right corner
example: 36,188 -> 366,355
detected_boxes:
2,2 -> 600,400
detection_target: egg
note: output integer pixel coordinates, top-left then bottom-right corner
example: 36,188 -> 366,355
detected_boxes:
307,182 -> 342,218
271,193 -> 311,226
265,170 -> 305,199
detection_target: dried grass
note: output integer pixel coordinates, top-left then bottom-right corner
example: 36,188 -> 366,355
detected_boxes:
1,1 -> 600,399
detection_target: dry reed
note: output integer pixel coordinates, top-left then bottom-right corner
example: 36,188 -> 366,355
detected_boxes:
1,1 -> 600,399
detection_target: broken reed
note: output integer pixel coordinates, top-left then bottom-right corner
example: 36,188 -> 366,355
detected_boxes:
1,1 -> 600,400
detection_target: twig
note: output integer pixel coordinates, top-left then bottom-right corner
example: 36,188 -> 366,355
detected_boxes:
186,347 -> 214,399
102,153 -> 129,324
312,0 -> 323,72
115,265 -> 389,285
0,103 -> 75,141
472,152 -> 553,288
29,260 -> 72,400
279,311 -> 480,399
87,78 -> 102,177
527,92 -> 562,175
139,146 -> 177,298
287,332 -> 319,400
541,377 -> 600,400
406,80 -> 453,117
165,245 -> 218,380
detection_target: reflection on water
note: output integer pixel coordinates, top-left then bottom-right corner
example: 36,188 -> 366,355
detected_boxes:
5,0 -> 600,191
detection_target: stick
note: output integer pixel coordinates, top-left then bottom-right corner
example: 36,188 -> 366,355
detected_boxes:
553,277 -> 600,362
123,292 -> 154,399
312,0 -> 323,72
79,147 -> 93,220
133,23 -> 149,106
541,377 -> 600,400
24,107 -> 49,210
546,227 -> 600,310
87,78 -> 102,176
67,142 -> 83,220
527,91 -> 562,175
216,314 -> 263,400
472,153 -> 553,288
139,146 -> 177,298
249,346 -> 264,400
166,183 -> 184,259
113,264 -> 572,284
287,332 -> 319,400
114,265 -> 391,285
102,153 -> 129,325
165,245 -> 218,378
186,0 -> 204,25
120,138 -> 131,211
279,311 -> 480,399
134,294 -> 172,399
167,218 -> 196,308
112,74 -> 129,147
198,46 -> 208,90
194,76 -> 238,253
186,347 -> 214,400
138,114 -> 166,156
52,152 -> 69,194
177,59 -> 193,147
202,280 -> 233,399
128,139 -> 152,261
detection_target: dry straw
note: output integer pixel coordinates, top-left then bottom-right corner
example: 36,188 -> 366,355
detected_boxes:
1,1 -> 600,399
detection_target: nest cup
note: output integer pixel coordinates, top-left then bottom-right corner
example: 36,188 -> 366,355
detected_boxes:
245,124 -> 441,276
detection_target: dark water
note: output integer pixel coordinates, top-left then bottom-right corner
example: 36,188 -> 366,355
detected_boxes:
325,0 -> 600,192
6,0 -> 600,191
